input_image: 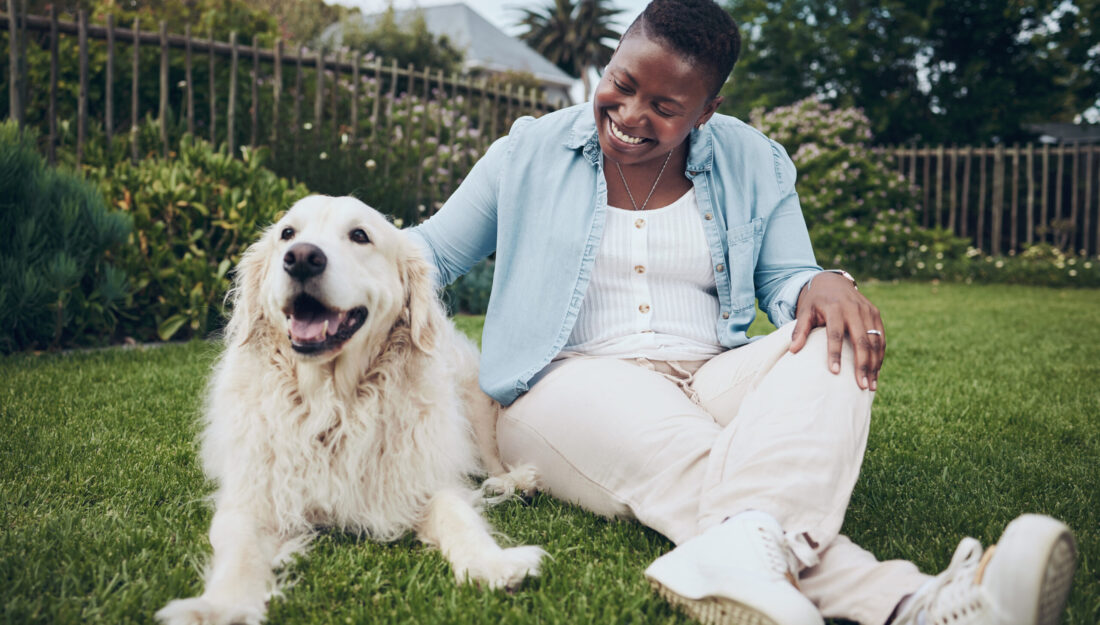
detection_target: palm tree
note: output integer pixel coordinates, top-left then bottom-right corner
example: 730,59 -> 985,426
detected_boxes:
517,0 -> 623,101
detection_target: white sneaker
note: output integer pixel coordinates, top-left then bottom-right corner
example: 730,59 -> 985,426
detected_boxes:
894,514 -> 1076,625
644,510 -> 823,625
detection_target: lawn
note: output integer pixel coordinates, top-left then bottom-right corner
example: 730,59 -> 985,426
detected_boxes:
1,282 -> 1098,625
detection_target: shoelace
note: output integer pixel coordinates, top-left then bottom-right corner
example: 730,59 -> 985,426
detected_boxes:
903,537 -> 988,625
755,524 -> 802,588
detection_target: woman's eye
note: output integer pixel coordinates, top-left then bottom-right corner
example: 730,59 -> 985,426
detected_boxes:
350,228 -> 370,244
280,227 -> 295,241
614,81 -> 632,94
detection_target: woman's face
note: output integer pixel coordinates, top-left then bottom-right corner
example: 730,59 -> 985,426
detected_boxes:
593,32 -> 721,167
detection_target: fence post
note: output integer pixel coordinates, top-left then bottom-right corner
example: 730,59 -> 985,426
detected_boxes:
1026,143 -> 1035,245
185,23 -> 193,136
158,20 -> 168,157
250,36 -> 259,149
130,17 -> 140,163
47,6 -> 57,163
934,144 -> 944,227
961,146 -> 971,238
1084,146 -> 1093,255
6,0 -> 22,125
1011,144 -> 1020,253
1040,143 -> 1050,243
228,31 -> 238,156
992,144 -> 1005,254
77,10 -> 88,165
977,147 -> 987,252
104,14 -> 114,148
272,39 -> 282,157
1071,144 -> 1080,252
313,47 -> 324,143
208,26 -> 216,145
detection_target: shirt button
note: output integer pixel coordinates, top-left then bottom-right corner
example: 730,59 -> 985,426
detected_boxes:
634,218 -> 646,229
634,265 -> 646,274
721,311 -> 730,319
639,303 -> 651,313
716,264 -> 725,272
704,213 -> 713,221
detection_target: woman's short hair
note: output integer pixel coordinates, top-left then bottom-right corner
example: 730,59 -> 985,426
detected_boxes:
623,0 -> 741,98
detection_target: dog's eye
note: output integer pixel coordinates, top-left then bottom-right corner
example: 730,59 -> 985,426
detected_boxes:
280,227 -> 295,241
349,228 -> 370,244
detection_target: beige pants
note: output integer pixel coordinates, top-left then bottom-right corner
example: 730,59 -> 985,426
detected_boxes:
499,323 -> 931,625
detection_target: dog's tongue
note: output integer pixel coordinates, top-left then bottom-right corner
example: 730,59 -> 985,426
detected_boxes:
289,310 -> 344,343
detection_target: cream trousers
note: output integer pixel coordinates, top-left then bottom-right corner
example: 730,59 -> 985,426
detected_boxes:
499,323 -> 931,625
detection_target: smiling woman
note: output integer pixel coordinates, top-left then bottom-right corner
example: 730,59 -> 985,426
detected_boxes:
404,2 -> 1080,625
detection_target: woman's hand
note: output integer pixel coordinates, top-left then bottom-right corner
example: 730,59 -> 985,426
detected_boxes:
789,272 -> 885,391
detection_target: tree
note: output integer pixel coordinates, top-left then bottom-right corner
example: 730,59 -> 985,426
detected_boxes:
723,0 -> 1100,144
517,0 -> 623,100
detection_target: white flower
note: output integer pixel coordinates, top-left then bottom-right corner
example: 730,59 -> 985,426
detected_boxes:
917,261 -> 925,269
393,218 -> 404,228
995,260 -> 1004,268
319,152 -> 328,160
1069,269 -> 1078,276
365,159 -> 376,169
935,263 -> 944,270
303,122 -> 313,130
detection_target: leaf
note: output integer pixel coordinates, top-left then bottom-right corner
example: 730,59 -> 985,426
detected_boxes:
157,314 -> 188,341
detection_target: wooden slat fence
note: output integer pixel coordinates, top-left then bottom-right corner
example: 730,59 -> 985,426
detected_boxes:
1,9 -> 556,220
882,144 -> 1099,256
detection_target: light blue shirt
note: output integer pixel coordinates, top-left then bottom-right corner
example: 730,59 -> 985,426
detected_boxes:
409,103 -> 822,406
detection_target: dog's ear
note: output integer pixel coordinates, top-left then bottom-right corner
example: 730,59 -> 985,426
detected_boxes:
224,227 -> 275,347
400,242 -> 441,354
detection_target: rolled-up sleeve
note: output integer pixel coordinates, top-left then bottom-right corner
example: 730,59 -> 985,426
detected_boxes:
754,140 -> 821,327
406,132 -> 511,287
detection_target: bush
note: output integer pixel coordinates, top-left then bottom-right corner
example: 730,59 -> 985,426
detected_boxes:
0,121 -> 131,352
752,98 -> 969,279
88,134 -> 310,341
443,257 -> 494,315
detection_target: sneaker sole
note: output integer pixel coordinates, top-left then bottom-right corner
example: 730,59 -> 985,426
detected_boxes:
649,578 -> 780,625
998,514 -> 1077,625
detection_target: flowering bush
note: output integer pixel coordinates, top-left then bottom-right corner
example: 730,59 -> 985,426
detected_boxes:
752,98 -> 969,280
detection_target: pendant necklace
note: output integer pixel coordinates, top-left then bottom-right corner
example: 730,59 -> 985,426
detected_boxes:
615,149 -> 674,211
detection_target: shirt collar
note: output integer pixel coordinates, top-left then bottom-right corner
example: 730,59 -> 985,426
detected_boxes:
564,107 -> 714,174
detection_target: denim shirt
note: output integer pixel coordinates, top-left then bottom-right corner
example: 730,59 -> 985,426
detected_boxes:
409,103 -> 822,406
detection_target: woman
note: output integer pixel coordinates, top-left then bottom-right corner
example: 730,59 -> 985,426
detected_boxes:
409,1 -> 1076,624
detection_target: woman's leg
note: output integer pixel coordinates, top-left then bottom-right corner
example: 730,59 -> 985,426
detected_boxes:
498,355 -> 718,545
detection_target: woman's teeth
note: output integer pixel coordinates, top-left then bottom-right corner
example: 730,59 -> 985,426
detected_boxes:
610,119 -> 645,145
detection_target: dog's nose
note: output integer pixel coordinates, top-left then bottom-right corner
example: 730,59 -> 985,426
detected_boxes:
283,243 -> 327,280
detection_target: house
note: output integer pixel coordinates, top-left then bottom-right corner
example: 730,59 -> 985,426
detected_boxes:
324,3 -> 575,107
1025,122 -> 1100,145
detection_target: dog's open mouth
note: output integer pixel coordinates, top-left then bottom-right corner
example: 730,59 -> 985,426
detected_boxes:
284,294 -> 368,354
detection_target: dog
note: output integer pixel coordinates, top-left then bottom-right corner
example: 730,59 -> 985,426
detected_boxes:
156,195 -> 543,625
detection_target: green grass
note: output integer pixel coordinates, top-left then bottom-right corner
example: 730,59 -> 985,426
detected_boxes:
1,283 -> 1098,624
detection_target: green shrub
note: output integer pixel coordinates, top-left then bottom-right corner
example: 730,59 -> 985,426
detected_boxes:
0,121 -> 131,352
88,134 -> 310,341
752,98 -> 969,279
443,257 -> 494,315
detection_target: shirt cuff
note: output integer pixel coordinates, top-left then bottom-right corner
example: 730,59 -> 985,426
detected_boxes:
766,270 -> 820,328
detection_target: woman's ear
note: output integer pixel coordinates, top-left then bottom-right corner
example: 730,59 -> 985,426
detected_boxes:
696,95 -> 723,129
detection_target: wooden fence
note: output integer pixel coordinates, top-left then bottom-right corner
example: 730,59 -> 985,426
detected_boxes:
883,144 -> 1099,256
1,7 -> 556,203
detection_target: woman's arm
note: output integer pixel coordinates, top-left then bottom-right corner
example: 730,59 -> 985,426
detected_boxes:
406,134 -> 511,288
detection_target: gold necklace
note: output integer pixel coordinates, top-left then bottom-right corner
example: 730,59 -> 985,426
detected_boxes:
614,150 -> 674,211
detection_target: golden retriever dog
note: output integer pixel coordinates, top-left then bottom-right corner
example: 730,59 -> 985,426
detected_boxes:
156,195 -> 543,625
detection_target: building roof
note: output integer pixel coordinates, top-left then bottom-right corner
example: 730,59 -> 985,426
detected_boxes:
1026,122 -> 1100,144
337,2 -> 576,90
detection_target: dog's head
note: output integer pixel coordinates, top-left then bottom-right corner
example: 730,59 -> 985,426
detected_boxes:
228,195 -> 439,362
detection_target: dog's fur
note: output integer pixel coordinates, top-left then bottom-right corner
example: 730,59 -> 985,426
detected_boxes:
156,196 -> 543,625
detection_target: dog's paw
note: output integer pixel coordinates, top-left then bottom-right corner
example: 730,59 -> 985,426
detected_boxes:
458,545 -> 546,591
155,596 -> 264,625
481,464 -> 539,504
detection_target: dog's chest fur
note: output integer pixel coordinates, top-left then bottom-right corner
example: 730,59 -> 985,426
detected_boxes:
202,347 -> 479,541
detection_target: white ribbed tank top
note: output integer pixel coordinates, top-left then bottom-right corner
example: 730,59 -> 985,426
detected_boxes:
563,187 -> 723,360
